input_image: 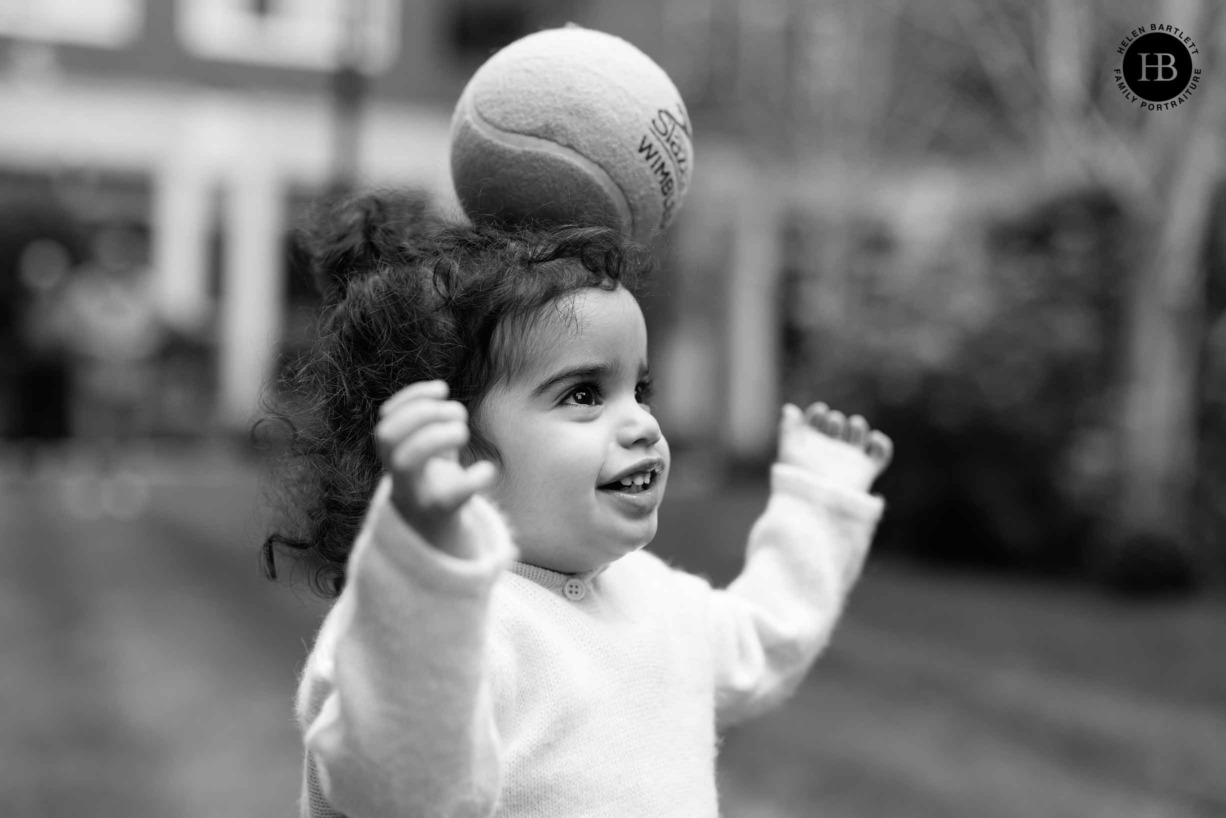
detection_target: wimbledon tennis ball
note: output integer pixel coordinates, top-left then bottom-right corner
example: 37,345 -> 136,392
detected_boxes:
450,25 -> 693,244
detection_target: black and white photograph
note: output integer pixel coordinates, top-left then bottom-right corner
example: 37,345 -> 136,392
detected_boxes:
1,1 -> 1223,816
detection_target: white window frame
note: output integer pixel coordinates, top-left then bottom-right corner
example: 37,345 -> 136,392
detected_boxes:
177,0 -> 400,73
0,0 -> 144,48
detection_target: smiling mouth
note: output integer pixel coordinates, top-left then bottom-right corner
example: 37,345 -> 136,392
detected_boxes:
598,468 -> 661,494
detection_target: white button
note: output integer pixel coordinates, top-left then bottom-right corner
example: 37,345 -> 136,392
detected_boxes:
562,578 -> 587,601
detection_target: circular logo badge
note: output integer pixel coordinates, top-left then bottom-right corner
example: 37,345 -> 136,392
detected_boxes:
1121,32 -> 1193,102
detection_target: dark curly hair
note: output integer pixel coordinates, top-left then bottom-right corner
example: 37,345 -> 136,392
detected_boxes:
258,191 -> 653,598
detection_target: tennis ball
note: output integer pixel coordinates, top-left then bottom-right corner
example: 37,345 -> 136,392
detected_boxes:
450,26 -> 693,244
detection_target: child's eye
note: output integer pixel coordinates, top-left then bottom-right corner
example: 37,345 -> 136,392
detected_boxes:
565,384 -> 601,406
636,378 -> 655,404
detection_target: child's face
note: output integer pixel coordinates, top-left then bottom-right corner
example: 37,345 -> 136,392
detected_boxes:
478,286 -> 669,574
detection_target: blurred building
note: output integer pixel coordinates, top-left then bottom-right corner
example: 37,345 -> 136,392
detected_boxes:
0,0 -> 835,461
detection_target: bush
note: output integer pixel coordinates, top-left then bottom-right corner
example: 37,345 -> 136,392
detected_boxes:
781,184 -> 1129,577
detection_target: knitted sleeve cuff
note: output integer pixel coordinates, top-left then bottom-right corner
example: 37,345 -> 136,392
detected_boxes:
770,462 -> 885,522
355,476 -> 519,598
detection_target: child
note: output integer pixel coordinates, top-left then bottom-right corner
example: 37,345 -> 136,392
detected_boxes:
262,192 -> 893,817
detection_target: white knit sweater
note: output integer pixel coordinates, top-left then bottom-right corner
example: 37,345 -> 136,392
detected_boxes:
296,463 -> 883,817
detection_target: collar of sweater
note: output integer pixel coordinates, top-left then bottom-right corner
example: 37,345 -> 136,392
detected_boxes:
510,561 -> 608,593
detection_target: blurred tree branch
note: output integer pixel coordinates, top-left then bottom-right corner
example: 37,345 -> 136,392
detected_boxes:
689,0 -> 1225,584
1113,1 -> 1226,585
889,0 -> 1226,584
948,0 -> 1150,191
950,0 -> 1225,584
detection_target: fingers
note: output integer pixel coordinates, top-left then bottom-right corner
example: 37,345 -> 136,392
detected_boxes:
782,399 -> 894,488
430,460 -> 499,509
798,400 -> 886,453
866,430 -> 894,470
379,379 -> 449,419
388,420 -> 471,475
845,415 -> 870,447
465,460 -> 499,493
780,403 -> 803,431
376,381 -> 480,482
377,381 -> 495,547
375,393 -> 467,465
803,402 -> 847,439
802,401 -> 826,428
377,397 -> 467,444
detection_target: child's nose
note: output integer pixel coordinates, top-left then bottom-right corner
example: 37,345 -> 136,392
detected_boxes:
616,402 -> 662,449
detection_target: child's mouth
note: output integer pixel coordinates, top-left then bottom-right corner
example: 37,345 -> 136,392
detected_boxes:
599,469 -> 659,494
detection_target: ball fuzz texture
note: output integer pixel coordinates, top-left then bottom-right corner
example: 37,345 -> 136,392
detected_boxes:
450,26 -> 693,244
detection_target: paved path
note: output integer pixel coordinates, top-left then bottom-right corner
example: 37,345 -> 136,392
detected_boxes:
2,443 -> 1224,817
0,444 -> 326,817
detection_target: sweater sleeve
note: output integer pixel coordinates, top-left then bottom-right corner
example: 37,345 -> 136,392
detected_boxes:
296,476 -> 517,818
708,463 -> 883,729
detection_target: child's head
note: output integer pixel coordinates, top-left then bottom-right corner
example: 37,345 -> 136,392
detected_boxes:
261,191 -> 664,595
477,284 -> 669,574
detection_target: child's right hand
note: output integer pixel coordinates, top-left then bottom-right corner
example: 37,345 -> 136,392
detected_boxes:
375,380 -> 498,558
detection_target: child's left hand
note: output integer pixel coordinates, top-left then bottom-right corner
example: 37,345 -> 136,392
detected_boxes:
777,402 -> 893,493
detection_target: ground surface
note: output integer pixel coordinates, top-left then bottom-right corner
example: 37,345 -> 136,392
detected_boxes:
2,442 -> 1224,817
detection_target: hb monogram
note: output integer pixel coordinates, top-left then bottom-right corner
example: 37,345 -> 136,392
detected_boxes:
1137,52 -> 1179,81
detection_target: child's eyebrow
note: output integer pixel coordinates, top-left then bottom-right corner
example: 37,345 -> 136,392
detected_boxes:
530,360 -> 650,398
531,363 -> 615,398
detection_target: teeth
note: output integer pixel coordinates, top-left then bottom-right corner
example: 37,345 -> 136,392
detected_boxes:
617,470 -> 655,488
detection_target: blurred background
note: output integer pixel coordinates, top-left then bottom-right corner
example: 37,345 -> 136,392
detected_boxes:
1,0 -> 1224,816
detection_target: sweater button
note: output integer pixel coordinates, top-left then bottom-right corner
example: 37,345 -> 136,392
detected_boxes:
563,578 -> 587,601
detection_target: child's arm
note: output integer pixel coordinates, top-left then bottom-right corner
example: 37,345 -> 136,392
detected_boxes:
708,402 -> 892,729
298,381 -> 514,817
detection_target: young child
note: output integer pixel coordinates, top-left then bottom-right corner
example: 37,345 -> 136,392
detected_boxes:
262,192 -> 893,818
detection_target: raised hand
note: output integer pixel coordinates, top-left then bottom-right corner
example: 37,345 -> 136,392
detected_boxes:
777,401 -> 893,493
374,380 -> 498,558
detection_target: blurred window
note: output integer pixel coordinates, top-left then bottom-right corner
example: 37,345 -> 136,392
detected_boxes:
0,0 -> 143,47
448,3 -> 531,59
447,0 -> 576,62
177,0 -> 401,72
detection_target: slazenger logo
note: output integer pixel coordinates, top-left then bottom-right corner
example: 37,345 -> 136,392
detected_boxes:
1113,24 -> 1202,111
637,104 -> 691,230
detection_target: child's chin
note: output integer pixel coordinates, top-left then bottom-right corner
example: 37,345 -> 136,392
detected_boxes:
603,528 -> 656,559
601,541 -> 650,569
624,524 -> 658,553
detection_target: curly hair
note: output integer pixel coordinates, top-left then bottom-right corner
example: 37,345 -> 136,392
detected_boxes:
258,191 -> 653,598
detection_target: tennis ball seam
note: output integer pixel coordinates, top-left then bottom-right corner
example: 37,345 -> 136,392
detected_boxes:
460,88 -> 635,237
